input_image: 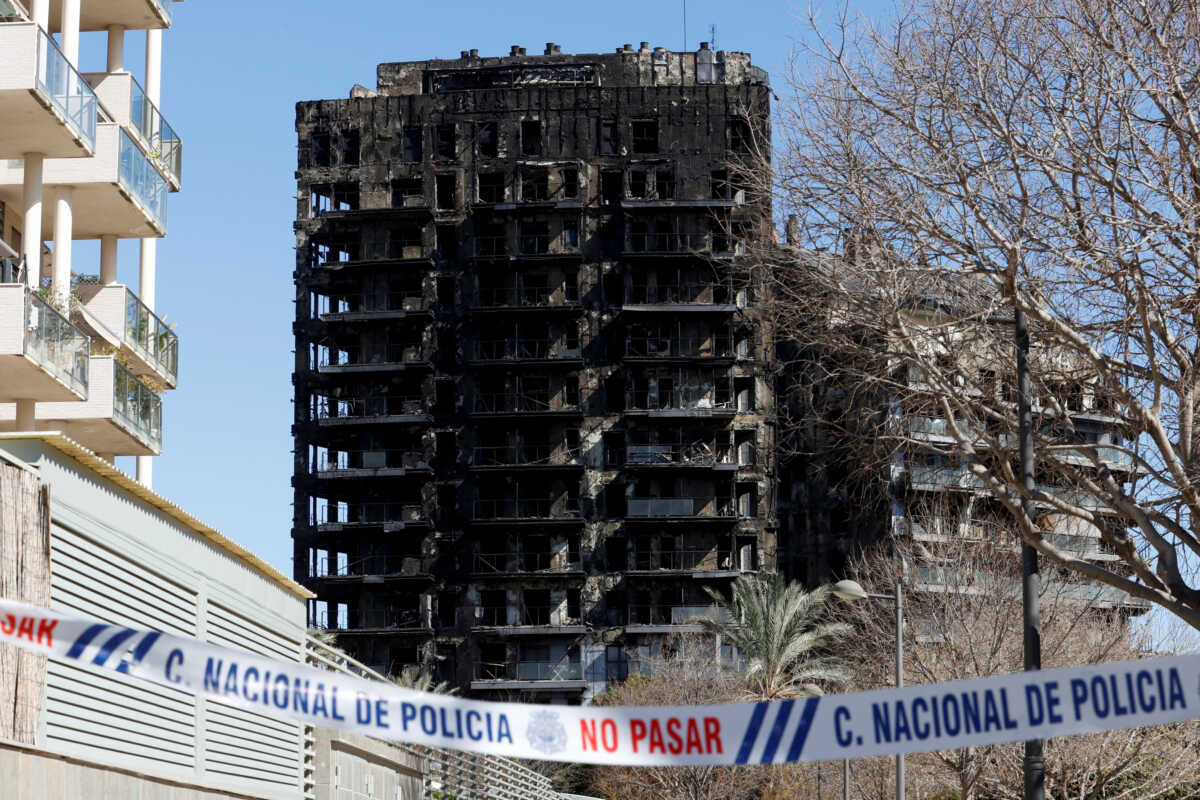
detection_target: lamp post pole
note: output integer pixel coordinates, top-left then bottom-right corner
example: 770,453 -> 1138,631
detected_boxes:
1014,306 -> 1045,800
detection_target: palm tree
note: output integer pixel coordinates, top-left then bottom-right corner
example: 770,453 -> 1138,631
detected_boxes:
703,574 -> 852,700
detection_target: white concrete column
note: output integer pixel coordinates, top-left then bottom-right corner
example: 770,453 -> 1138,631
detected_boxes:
145,28 -> 163,107
31,0 -> 48,30
136,456 -> 153,488
60,0 -> 80,66
15,400 -> 35,431
106,26 -> 126,73
139,238 -> 156,309
52,188 -> 72,307
100,235 -> 118,284
21,154 -> 43,290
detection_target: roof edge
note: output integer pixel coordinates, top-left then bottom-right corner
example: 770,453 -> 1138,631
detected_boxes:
0,432 -> 315,601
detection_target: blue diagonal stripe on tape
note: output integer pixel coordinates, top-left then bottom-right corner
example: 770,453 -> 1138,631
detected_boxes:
759,699 -> 795,763
65,623 -> 109,659
116,631 -> 161,674
91,628 -> 137,667
784,697 -> 821,762
734,702 -> 770,764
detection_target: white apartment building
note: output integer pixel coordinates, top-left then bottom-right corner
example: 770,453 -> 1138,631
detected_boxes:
0,0 -> 178,484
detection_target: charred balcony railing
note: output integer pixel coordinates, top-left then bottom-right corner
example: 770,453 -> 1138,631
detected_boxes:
312,449 -> 430,473
472,445 -> 581,467
317,343 -> 428,368
313,395 -> 426,421
625,442 -> 733,466
311,554 -> 425,578
313,503 -> 428,526
473,551 -> 578,573
317,292 -> 427,316
473,393 -> 575,414
473,498 -> 581,520
626,336 -> 732,358
475,285 -> 580,308
627,605 -> 734,625
473,338 -> 580,361
630,549 -> 727,571
626,497 -> 736,518
627,282 -> 734,305
626,232 -> 710,254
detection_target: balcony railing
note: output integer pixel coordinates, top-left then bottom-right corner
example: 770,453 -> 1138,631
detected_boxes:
475,236 -> 507,256
627,232 -> 710,253
34,26 -> 98,150
628,605 -> 734,625
313,449 -> 429,473
314,503 -> 428,526
474,498 -> 581,519
123,287 -> 177,384
312,554 -> 424,578
318,292 -> 426,316
339,609 -> 426,631
474,393 -> 573,414
475,285 -> 580,308
318,344 -> 427,368
112,361 -> 162,450
627,395 -> 734,414
517,661 -> 582,681
477,607 -> 508,626
24,289 -> 89,397
314,395 -> 426,420
628,282 -> 732,305
907,464 -> 987,490
473,445 -> 580,467
626,337 -> 732,358
626,497 -> 736,517
474,339 -> 579,361
118,129 -> 168,230
129,74 -> 181,186
631,549 -> 726,571
474,551 -> 577,573
626,443 -> 731,466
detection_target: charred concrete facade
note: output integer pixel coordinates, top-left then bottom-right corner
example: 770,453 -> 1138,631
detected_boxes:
292,43 -> 773,701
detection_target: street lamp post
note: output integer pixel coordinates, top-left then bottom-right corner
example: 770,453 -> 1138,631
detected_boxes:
832,579 -> 904,800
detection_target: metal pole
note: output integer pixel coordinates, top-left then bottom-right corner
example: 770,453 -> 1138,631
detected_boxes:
843,758 -> 850,800
817,761 -> 823,800
1015,306 -> 1045,800
895,581 -> 905,800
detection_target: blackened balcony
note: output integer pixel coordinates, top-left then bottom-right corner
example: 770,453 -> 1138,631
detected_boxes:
313,502 -> 430,531
473,284 -> 580,310
472,393 -> 579,416
624,442 -> 736,469
316,344 -> 431,373
317,292 -> 429,321
624,232 -> 710,255
472,445 -> 582,469
313,395 -> 428,426
473,497 -> 581,521
312,448 -> 431,478
310,554 -> 429,581
472,338 -> 581,363
472,550 -> 582,575
625,336 -> 733,360
626,497 -> 736,519
627,605 -> 734,629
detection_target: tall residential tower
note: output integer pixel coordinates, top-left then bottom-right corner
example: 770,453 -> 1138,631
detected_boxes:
293,42 -> 773,700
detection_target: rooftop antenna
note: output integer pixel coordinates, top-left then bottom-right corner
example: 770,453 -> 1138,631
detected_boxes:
682,0 -> 687,51
710,23 -> 717,51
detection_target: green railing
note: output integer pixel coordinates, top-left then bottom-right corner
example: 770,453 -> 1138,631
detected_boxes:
124,287 -> 177,383
112,361 -> 161,450
24,290 -> 88,397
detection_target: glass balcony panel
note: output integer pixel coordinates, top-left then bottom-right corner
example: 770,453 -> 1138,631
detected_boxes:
24,290 -> 89,396
516,661 -> 581,681
129,75 -> 182,186
118,129 -> 168,230
35,27 -> 98,149
123,287 -> 177,384
111,360 -> 161,450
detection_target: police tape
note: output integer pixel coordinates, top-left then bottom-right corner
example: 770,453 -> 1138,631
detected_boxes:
1,597 -> 1197,766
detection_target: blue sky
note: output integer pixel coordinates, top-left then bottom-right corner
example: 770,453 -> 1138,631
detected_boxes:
73,0 -> 891,576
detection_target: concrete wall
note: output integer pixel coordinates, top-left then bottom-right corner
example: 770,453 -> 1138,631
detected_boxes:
309,728 -> 424,800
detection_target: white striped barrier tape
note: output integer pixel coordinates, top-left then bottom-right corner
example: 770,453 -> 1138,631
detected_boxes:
0,598 -> 1195,766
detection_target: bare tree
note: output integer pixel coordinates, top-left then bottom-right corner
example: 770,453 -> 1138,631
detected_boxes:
836,534 -> 1200,800
750,0 -> 1200,627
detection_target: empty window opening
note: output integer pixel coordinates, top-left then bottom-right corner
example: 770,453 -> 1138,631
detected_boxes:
629,170 -> 649,199
435,225 -> 457,260
435,174 -> 457,209
520,220 -> 550,254
434,380 -> 456,414
656,169 -> 675,199
391,224 -> 423,254
728,118 -> 752,153
521,120 -> 542,156
312,133 -> 331,167
632,120 -> 658,153
436,274 -> 456,306
599,120 -> 618,155
601,170 -> 622,205
522,169 -> 549,202
342,130 -> 360,166
478,172 -> 505,203
478,121 -> 499,157
392,178 -> 424,207
402,127 -> 422,161
712,170 -> 731,199
561,168 -> 578,199
435,124 -> 456,159
562,219 -> 579,250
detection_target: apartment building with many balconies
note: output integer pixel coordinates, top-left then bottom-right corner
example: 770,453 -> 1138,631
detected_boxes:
293,42 -> 773,701
0,0 -> 179,480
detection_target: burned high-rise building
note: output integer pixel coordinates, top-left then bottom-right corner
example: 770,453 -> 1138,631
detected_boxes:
292,42 -> 772,700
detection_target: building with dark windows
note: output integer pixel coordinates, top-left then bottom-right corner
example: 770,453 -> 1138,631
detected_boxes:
292,42 -> 773,701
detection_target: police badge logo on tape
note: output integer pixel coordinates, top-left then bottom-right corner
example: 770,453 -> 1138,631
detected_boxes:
527,710 -> 568,755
